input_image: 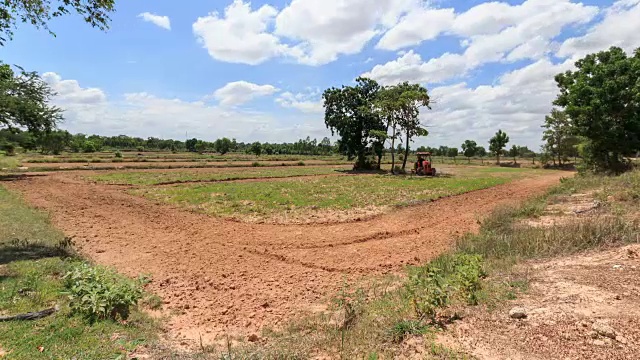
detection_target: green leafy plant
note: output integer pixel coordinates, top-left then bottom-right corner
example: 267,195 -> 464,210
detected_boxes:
449,254 -> 486,305
63,263 -> 146,321
407,254 -> 485,322
388,319 -> 428,343
114,150 -> 123,158
407,263 -> 450,322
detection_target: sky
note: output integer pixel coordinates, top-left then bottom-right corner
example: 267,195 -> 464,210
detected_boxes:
1,0 -> 639,150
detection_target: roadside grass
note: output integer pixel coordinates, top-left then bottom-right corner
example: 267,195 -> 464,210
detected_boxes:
133,170 -> 526,222
457,170 -> 640,262
181,170 -> 640,358
0,186 -> 157,359
89,165 -> 354,186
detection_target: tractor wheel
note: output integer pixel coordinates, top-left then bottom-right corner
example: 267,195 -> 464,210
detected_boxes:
432,168 -> 437,176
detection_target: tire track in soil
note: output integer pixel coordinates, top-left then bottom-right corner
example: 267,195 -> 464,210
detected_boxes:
3,170 -> 569,344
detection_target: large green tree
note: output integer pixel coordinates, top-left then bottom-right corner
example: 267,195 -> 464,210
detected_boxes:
461,140 -> 478,163
489,129 -> 509,164
395,82 -> 430,170
1,63 -> 63,133
39,129 -> 71,154
213,137 -> 232,155
1,0 -> 115,45
541,109 -> 578,166
447,147 -> 459,163
554,46 -> 640,172
323,77 -> 384,169
476,146 -> 487,164
375,85 -> 402,172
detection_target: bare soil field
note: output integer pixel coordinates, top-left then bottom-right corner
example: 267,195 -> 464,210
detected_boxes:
3,169 -> 567,346
20,159 -> 346,170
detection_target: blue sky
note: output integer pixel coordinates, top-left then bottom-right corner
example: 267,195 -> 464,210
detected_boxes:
1,0 -> 639,149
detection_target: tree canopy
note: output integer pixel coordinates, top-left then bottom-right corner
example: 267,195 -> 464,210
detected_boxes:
1,62 -> 63,132
489,129 -> 509,164
323,77 -> 384,168
394,82 -> 430,170
554,46 -> 640,172
541,109 -> 578,166
0,0 -> 115,45
461,140 -> 478,161
375,81 -> 430,172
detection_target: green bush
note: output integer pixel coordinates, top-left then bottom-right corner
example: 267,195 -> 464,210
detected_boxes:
0,142 -> 16,156
406,254 -> 485,322
82,141 -> 98,153
297,161 -> 306,166
114,150 -> 123,158
63,263 -> 147,321
388,319 -> 428,343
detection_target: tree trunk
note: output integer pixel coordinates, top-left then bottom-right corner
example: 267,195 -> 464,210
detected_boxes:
468,157 -> 471,164
496,153 -> 500,165
357,150 -> 366,170
402,132 -> 410,170
390,124 -> 396,174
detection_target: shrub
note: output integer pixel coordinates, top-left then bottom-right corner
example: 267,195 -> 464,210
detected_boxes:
297,161 -> 306,166
388,320 -> 428,343
137,146 -> 144,152
114,150 -> 123,158
252,161 -> 261,167
1,142 -> 16,156
63,263 -> 147,321
82,141 -> 98,153
406,254 -> 485,322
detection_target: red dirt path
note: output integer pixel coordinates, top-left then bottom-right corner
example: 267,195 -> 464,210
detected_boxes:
4,170 -> 568,344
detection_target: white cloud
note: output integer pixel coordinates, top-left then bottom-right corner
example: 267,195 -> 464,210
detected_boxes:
364,0 -> 597,85
192,0 -> 290,65
42,72 -> 107,104
138,12 -> 171,30
276,91 -> 323,113
274,0 -> 418,65
362,50 -> 467,85
192,0 -> 421,66
557,0 -> 640,59
42,73 -> 326,143
212,81 -> 279,107
376,7 -> 455,51
420,58 -> 575,149
451,1 -> 518,37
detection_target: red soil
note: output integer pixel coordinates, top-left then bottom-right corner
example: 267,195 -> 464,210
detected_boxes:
4,170 -> 568,344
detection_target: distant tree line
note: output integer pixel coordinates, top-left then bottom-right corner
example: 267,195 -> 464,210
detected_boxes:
415,132 -> 535,165
0,128 -> 341,157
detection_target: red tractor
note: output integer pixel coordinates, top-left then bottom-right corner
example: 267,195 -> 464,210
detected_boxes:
414,152 -> 437,176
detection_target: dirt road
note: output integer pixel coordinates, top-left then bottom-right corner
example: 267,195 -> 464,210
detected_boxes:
4,170 -> 568,343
